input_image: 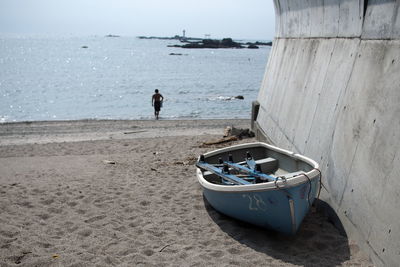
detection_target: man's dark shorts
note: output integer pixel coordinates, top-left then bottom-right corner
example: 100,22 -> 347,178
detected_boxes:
154,101 -> 161,112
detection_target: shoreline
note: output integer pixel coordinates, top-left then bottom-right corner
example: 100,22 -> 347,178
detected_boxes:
0,118 -> 250,124
0,119 -> 250,146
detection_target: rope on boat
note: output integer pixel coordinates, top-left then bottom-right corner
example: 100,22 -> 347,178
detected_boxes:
274,176 -> 293,199
303,172 -> 313,208
301,168 -> 323,209
274,176 -> 287,189
314,168 -> 323,200
303,168 -> 323,208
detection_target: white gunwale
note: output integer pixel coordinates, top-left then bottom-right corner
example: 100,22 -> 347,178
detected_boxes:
196,142 -> 320,193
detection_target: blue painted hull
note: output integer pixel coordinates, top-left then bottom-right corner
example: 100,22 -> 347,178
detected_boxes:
196,142 -> 321,235
202,178 -> 319,235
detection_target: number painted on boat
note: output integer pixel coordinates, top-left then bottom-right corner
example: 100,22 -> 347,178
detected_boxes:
242,194 -> 267,211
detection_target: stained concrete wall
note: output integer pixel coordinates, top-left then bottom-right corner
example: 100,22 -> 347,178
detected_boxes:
254,1 -> 400,266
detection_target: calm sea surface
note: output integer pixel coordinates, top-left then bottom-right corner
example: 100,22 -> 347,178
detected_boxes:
0,36 -> 270,122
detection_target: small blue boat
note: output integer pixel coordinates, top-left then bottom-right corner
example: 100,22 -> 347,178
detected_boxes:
196,142 -> 321,235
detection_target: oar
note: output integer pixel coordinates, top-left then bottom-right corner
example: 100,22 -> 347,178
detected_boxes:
197,156 -> 251,185
225,152 -> 277,182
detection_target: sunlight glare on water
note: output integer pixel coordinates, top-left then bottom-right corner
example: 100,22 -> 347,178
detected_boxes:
0,36 -> 270,122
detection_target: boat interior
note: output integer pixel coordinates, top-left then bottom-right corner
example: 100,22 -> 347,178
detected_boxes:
201,146 -> 315,185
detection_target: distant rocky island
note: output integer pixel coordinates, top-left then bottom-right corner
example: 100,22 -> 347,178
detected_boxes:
105,34 -> 120,37
138,35 -> 202,41
137,35 -> 272,49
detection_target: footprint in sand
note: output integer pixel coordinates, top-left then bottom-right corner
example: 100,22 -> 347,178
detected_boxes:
0,229 -> 19,239
193,205 -> 204,211
161,194 -> 171,200
178,251 -> 189,259
19,201 -> 34,209
31,188 -> 45,195
128,219 -> 142,228
84,215 -> 106,223
37,242 -> 52,248
37,213 -> 50,220
227,247 -> 242,255
139,200 -> 150,206
123,207 -> 135,213
142,249 -> 154,256
67,201 -> 78,207
118,248 -> 137,256
47,207 -> 63,214
76,209 -> 86,215
67,225 -> 79,233
77,229 -> 92,237
134,228 -> 144,235
114,226 -> 126,232
40,198 -> 54,205
7,252 -> 31,265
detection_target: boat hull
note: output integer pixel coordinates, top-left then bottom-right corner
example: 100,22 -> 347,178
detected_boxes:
196,142 -> 320,235
203,178 -> 319,234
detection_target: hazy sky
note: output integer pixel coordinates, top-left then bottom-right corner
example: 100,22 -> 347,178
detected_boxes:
0,0 -> 276,39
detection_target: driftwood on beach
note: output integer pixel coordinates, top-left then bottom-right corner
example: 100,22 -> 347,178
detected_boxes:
201,126 -> 256,147
202,136 -> 239,146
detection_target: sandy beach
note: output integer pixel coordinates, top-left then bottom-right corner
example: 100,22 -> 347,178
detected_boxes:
0,119 -> 372,266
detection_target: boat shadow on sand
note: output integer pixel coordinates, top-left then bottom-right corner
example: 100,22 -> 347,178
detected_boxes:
204,196 -> 351,267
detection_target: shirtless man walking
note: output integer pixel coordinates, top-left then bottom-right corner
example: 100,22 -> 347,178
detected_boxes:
151,89 -> 164,120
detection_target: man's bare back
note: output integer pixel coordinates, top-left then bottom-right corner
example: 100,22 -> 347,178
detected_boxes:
152,93 -> 163,102
151,89 -> 164,120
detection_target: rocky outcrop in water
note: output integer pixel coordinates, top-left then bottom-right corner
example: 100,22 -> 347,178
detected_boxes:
139,35 -> 272,49
174,38 -> 244,49
246,41 -> 272,46
167,38 -> 272,49
247,44 -> 259,49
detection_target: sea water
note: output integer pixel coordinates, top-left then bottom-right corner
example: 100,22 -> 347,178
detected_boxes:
0,36 -> 270,122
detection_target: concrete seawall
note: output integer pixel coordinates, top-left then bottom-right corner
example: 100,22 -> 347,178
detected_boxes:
254,1 -> 400,266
